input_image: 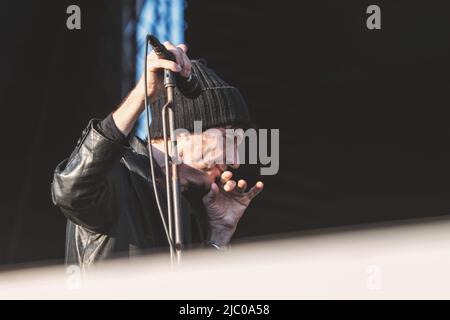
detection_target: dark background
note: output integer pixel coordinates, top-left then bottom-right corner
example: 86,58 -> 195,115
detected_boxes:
1,0 -> 450,266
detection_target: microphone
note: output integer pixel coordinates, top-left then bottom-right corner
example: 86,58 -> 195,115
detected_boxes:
147,35 -> 202,99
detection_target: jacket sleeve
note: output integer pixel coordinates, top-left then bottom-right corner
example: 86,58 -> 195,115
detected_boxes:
51,119 -> 130,232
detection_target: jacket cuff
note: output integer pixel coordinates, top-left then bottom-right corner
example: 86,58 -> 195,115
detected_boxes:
96,113 -> 130,147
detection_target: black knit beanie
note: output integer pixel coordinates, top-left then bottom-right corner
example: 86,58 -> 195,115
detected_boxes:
149,59 -> 253,138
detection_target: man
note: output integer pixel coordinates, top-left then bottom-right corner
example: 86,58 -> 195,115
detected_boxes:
51,42 -> 263,269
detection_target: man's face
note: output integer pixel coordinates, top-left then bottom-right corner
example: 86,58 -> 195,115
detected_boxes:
176,126 -> 242,190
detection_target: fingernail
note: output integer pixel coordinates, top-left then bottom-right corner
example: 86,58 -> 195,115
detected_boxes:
176,65 -> 182,71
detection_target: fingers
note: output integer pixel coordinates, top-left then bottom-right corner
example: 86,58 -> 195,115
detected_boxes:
164,41 -> 192,78
219,171 -> 263,197
224,180 -> 236,192
163,41 -> 183,66
220,171 -> 233,184
246,181 -> 264,200
147,58 -> 181,73
237,179 -> 247,193
176,44 -> 190,66
219,171 -> 237,192
177,44 -> 188,53
178,49 -> 192,78
146,41 -> 191,76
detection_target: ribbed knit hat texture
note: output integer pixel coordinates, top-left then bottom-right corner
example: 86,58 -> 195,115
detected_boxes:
149,59 -> 253,138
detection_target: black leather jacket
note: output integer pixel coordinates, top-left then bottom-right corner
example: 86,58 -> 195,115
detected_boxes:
51,119 -> 206,270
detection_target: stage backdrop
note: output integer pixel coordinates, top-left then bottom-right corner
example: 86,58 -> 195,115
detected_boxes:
0,1 -> 123,265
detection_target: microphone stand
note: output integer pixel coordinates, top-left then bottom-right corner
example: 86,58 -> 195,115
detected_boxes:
144,35 -> 189,266
161,69 -> 183,264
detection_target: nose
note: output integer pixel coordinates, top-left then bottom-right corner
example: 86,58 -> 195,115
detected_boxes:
229,163 -> 240,169
216,164 -> 228,172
